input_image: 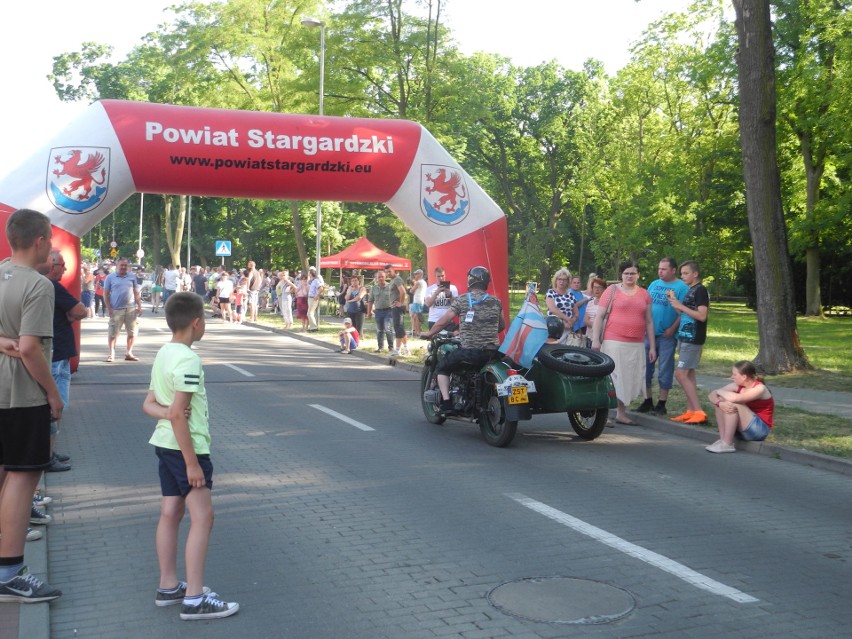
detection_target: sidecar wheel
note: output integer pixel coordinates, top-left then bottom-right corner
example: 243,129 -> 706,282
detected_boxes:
478,381 -> 517,447
421,367 -> 446,425
569,408 -> 608,440
537,345 -> 615,377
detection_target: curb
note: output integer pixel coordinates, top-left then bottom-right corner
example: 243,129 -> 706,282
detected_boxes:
253,318 -> 852,477
18,479 -> 50,639
629,412 -> 852,477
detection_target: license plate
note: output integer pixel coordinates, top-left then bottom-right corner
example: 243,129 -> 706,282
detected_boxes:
508,386 -> 528,404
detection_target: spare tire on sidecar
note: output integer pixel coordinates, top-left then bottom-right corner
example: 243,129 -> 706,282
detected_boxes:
536,344 -> 615,377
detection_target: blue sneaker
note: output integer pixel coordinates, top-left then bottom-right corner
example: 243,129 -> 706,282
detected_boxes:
30,506 -> 52,525
0,566 -> 61,603
33,493 -> 53,507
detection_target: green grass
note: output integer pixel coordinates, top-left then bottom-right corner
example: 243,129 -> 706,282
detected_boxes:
701,301 -> 852,391
251,303 -> 852,460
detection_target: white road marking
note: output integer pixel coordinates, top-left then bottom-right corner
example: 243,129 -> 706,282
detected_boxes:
224,363 -> 255,377
506,493 -> 759,603
310,404 -> 375,431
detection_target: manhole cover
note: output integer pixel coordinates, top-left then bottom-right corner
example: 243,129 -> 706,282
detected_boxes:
487,576 -> 635,625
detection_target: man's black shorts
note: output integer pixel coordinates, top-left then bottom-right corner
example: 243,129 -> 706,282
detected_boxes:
392,307 -> 407,338
0,405 -> 52,470
435,348 -> 497,375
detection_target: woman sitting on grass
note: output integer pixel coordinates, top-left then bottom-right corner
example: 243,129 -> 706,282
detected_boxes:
705,360 -> 774,453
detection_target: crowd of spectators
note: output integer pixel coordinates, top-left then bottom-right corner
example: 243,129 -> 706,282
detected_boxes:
78,254 -> 758,454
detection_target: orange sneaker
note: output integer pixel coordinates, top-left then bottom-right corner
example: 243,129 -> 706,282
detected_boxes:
670,411 -> 694,422
683,410 -> 708,424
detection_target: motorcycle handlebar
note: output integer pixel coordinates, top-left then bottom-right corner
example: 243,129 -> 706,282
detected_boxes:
423,330 -> 459,345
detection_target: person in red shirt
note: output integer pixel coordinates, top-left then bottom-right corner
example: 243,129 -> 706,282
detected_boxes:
338,318 -> 360,353
705,360 -> 775,453
94,265 -> 109,317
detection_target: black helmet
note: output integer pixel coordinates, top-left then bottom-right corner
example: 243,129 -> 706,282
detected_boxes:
546,315 -> 563,340
467,266 -> 491,290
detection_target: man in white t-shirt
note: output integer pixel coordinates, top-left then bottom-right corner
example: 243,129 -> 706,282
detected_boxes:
424,266 -> 459,329
162,265 -> 180,302
409,269 -> 428,335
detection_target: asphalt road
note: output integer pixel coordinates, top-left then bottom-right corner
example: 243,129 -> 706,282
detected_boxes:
40,315 -> 852,638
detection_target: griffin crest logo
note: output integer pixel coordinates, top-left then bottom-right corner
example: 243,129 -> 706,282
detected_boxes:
47,147 -> 110,215
420,164 -> 470,226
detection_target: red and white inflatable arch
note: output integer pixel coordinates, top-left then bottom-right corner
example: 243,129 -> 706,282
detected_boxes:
0,100 -> 507,309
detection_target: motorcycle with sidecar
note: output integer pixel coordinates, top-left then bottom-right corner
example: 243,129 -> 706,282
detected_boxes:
420,332 -> 617,447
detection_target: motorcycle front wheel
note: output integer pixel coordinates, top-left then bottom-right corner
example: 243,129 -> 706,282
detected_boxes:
421,367 -> 446,425
478,379 -> 518,447
568,408 -> 608,440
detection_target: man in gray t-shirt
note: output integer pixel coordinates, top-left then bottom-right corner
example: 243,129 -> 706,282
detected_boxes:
104,258 -> 142,362
0,208 -> 64,603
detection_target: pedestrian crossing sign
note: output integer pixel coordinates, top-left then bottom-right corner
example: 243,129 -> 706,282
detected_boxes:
215,240 -> 232,257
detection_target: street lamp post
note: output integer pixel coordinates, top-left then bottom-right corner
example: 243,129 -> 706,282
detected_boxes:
301,17 -> 325,270
137,193 -> 144,262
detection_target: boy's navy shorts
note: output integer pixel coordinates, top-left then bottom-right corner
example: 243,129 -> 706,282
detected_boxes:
155,447 -> 213,497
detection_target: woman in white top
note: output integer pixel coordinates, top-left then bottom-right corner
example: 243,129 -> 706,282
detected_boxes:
276,270 -> 296,329
545,267 -> 576,344
216,275 -> 235,323
408,269 -> 428,336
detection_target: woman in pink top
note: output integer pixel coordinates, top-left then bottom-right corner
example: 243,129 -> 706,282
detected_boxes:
590,260 -> 656,425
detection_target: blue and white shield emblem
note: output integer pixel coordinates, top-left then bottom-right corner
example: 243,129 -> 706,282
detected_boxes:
47,147 -> 110,215
420,164 -> 470,226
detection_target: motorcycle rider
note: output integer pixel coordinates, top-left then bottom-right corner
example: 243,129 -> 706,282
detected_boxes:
421,266 -> 505,414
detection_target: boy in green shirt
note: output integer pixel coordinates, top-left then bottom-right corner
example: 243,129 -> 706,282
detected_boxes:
142,292 -> 238,620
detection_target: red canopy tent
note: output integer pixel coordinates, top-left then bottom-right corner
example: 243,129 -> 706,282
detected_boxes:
319,236 -> 411,271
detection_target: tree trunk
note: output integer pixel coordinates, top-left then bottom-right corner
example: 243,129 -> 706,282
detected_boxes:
422,0 -> 442,122
163,195 -> 186,268
578,197 -> 588,276
540,195 -> 561,285
800,132 -> 824,316
805,246 -> 821,316
732,0 -> 809,373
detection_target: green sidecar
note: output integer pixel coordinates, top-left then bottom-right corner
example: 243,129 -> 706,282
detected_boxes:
487,344 -> 617,440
